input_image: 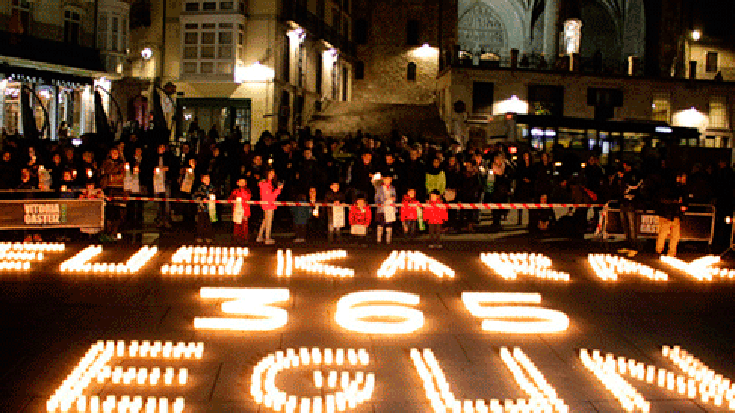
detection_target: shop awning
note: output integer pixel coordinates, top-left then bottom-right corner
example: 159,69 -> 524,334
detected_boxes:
1,63 -> 95,88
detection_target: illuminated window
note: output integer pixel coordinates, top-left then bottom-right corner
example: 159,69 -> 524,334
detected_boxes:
709,96 -> 728,129
706,52 -> 718,73
651,92 -> 671,123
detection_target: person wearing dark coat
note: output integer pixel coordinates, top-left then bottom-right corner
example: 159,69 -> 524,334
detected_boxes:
612,161 -> 642,249
444,155 -> 463,230
534,152 -> 555,199
458,163 -> 482,232
514,152 -> 535,226
402,148 -> 426,200
349,151 -> 378,203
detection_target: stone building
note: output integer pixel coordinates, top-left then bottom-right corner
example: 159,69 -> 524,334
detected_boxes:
121,0 -> 354,143
0,0 -> 125,141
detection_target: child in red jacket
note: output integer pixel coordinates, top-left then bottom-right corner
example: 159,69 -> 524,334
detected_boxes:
349,195 -> 372,244
401,188 -> 420,238
229,176 -> 252,244
424,190 -> 448,248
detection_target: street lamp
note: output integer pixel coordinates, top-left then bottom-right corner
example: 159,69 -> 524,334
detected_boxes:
691,30 -> 701,41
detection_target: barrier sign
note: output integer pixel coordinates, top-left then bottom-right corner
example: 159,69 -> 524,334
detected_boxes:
604,203 -> 716,244
639,214 -> 659,234
0,199 -> 104,230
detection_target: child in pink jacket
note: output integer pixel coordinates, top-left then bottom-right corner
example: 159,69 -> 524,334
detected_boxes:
256,169 -> 283,244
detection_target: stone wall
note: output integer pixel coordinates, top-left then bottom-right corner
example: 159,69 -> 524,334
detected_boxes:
351,0 -> 444,104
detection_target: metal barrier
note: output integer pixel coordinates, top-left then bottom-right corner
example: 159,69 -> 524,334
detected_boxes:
602,201 -> 716,244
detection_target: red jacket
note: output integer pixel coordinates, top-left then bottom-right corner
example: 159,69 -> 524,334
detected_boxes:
258,180 -> 282,210
229,187 -> 251,217
423,200 -> 448,224
349,205 -> 372,226
401,195 -> 419,221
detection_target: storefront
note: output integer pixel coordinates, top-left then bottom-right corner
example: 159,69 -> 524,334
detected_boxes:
0,65 -> 102,142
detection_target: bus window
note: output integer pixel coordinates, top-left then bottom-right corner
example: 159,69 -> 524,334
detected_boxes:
623,132 -> 645,152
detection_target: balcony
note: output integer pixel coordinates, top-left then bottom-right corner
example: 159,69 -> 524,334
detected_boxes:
441,46 -> 653,79
281,0 -> 356,58
0,31 -> 105,73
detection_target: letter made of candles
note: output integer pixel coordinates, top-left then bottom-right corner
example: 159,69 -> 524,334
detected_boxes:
0,242 -> 65,272
587,254 -> 668,282
411,347 -> 568,412
660,255 -> 735,281
376,250 -> 455,279
250,347 -> 373,412
480,253 -> 569,282
161,246 -> 249,277
276,249 -> 354,278
580,345 -> 735,411
46,340 -> 203,413
59,246 -> 158,275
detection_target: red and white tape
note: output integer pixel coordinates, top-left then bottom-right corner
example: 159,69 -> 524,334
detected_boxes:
105,196 -> 603,209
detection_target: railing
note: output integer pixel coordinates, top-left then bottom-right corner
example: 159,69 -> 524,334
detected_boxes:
0,31 -> 105,73
440,47 -> 635,77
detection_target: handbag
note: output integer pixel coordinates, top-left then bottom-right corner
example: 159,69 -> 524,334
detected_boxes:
233,197 -> 244,224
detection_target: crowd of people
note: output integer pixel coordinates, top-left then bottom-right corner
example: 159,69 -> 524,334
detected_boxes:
1,126 -> 734,252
